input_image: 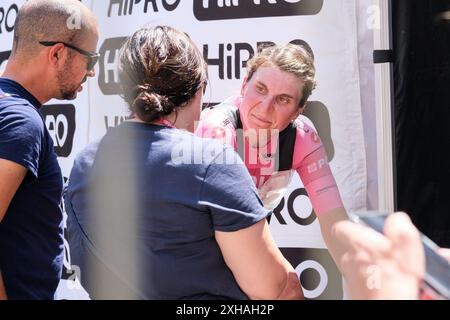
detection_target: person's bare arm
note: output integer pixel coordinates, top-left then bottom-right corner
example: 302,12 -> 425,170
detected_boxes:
0,158 -> 27,223
0,158 -> 26,299
316,207 -> 349,272
296,145 -> 349,272
0,273 -> 7,300
215,219 -> 303,300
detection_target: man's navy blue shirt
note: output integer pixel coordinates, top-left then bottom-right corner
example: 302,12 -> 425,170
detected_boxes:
0,78 -> 64,299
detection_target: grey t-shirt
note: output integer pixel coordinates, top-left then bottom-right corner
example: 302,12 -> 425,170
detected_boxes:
65,122 -> 270,299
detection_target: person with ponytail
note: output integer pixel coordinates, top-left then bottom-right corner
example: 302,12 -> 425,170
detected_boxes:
64,25 -> 303,300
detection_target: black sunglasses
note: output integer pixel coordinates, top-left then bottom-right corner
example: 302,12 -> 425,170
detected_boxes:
39,41 -> 99,71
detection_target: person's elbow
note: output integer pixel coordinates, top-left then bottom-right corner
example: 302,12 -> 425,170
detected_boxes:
274,270 -> 303,300
244,270 -> 303,300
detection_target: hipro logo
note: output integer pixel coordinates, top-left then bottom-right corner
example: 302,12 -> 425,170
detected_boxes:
0,50 -> 10,70
98,37 -> 312,94
0,3 -> 18,34
41,104 -> 76,158
98,37 -> 128,95
280,247 -> 343,300
107,0 -> 181,17
193,0 -> 323,21
268,188 -> 317,226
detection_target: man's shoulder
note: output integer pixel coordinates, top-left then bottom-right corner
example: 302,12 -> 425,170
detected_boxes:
0,94 -> 43,128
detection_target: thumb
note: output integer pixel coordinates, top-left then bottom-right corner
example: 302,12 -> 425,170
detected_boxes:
384,212 -> 425,279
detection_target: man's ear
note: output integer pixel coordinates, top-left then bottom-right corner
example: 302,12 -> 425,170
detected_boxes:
47,43 -> 65,67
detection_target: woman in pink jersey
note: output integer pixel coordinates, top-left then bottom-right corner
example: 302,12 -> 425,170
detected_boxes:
196,44 -> 348,266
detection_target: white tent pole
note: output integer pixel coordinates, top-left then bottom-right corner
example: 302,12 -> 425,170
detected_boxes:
373,0 -> 395,212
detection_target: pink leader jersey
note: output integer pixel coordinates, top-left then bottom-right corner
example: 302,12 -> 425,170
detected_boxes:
195,96 -> 343,215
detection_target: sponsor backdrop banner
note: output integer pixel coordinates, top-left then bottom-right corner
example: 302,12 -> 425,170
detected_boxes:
0,0 -> 377,300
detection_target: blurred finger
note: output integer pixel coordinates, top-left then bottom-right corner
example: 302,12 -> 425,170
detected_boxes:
333,220 -> 390,252
438,248 -> 450,262
384,212 -> 425,278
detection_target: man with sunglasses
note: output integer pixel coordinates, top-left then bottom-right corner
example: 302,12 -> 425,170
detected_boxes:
0,0 -> 99,299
